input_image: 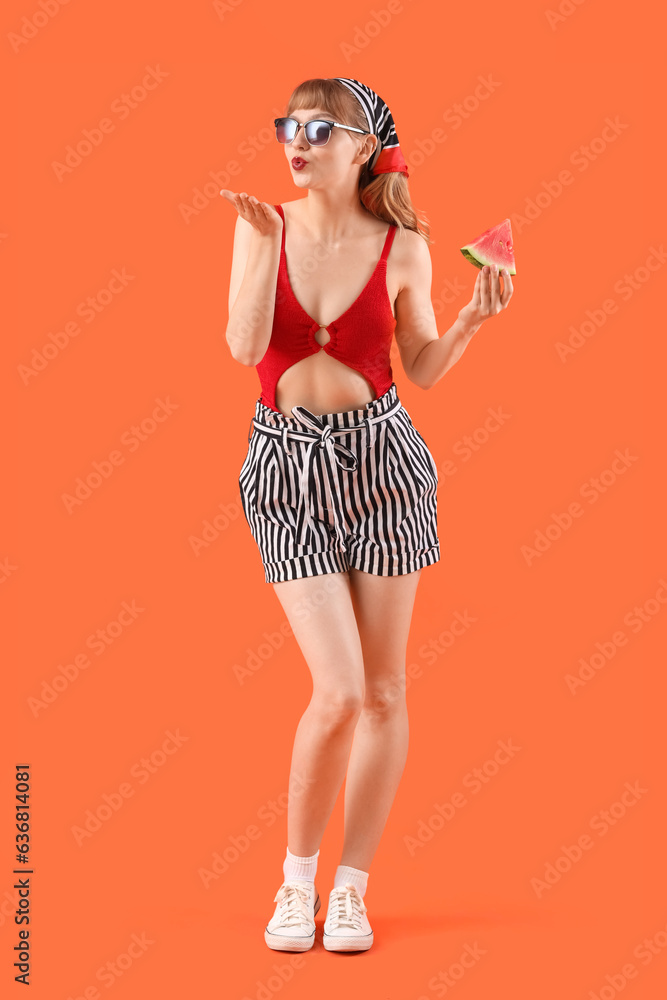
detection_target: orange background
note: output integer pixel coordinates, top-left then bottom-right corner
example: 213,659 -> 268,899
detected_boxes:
3,0 -> 665,997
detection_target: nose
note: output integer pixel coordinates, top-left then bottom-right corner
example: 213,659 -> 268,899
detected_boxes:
290,126 -> 309,152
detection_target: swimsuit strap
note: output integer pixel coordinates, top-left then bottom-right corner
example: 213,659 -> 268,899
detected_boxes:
274,204 -> 286,251
379,223 -> 397,262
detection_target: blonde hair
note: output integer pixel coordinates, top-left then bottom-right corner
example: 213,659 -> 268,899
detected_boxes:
284,78 -> 433,245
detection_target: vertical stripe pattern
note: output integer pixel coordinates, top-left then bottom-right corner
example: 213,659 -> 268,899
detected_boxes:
238,383 -> 440,584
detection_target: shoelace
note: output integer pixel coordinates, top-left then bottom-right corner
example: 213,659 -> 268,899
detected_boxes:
327,883 -> 367,929
273,881 -> 314,927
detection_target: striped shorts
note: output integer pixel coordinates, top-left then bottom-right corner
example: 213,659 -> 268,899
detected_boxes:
238,382 -> 440,584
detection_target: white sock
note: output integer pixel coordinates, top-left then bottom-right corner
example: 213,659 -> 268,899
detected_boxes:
333,864 -> 369,898
283,846 -> 320,883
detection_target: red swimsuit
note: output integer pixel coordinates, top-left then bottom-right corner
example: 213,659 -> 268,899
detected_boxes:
255,203 -> 398,413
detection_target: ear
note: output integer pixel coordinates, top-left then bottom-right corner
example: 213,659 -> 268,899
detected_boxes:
362,134 -> 378,164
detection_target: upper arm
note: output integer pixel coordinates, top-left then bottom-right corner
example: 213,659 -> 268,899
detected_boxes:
227,214 -> 255,315
393,231 -> 439,386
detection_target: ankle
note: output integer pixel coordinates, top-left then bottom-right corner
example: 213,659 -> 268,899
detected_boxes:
283,846 -> 320,883
333,864 -> 369,898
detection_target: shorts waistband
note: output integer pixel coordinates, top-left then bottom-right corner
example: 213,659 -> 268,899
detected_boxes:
249,382 -> 400,441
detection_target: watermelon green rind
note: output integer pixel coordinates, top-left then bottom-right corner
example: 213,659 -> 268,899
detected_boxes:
460,217 -> 516,275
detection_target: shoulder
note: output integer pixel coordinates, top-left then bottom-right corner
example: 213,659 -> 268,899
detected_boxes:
390,226 -> 432,292
391,225 -> 431,259
279,198 -> 304,218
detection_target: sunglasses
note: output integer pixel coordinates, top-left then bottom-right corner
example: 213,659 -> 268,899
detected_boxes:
274,117 -> 371,147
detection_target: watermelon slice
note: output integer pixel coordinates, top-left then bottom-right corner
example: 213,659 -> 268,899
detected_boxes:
460,218 -> 516,275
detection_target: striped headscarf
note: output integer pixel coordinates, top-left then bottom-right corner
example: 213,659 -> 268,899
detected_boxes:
333,78 -> 410,178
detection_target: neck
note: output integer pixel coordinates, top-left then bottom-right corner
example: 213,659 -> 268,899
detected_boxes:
298,190 -> 371,244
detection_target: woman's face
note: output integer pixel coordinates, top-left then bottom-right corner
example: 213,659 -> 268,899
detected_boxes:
284,106 -> 376,187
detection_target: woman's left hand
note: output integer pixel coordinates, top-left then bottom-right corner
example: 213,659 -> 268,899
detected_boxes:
459,265 -> 514,327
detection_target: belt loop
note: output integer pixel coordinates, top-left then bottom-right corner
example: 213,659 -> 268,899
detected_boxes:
281,426 -> 293,456
364,413 -> 376,448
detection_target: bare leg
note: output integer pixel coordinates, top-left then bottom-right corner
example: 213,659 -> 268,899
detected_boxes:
338,567 -> 423,872
271,571 -> 365,857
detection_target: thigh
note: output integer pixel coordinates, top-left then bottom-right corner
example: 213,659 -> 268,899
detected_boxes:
271,572 -> 364,696
347,567 -> 422,699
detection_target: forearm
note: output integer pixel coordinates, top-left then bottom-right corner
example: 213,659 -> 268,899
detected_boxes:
411,310 -> 483,389
225,233 -> 281,366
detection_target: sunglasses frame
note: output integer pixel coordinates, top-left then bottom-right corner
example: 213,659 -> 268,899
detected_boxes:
274,116 -> 372,147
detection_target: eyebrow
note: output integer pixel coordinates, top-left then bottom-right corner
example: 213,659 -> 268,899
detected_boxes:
288,112 -> 329,121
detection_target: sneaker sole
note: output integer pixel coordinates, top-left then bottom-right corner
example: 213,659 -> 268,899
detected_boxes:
264,894 -> 321,951
322,929 -> 373,952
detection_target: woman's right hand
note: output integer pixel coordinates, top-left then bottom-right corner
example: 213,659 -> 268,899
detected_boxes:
220,189 -> 282,238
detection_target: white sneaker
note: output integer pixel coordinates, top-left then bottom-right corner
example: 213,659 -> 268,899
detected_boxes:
264,879 -> 321,951
322,883 -> 373,951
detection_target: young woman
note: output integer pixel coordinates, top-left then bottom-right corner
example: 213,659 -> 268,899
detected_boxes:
221,77 -> 513,953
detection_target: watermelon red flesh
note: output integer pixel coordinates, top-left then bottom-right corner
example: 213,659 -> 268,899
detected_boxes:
460,218 -> 516,275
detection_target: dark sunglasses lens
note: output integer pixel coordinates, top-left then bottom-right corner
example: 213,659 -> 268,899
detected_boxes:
305,121 -> 331,145
275,119 -> 296,143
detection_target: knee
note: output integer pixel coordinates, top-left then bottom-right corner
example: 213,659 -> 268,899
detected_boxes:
312,689 -> 364,730
363,675 -> 407,720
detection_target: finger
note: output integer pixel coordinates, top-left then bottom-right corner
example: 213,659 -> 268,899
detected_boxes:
246,197 -> 265,224
489,265 -> 502,310
479,266 -> 491,311
240,197 -> 268,230
228,192 -> 245,214
500,269 -> 513,305
238,193 -> 255,218
471,270 -> 482,310
245,194 -> 262,213
219,189 -> 240,206
489,265 -> 501,311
